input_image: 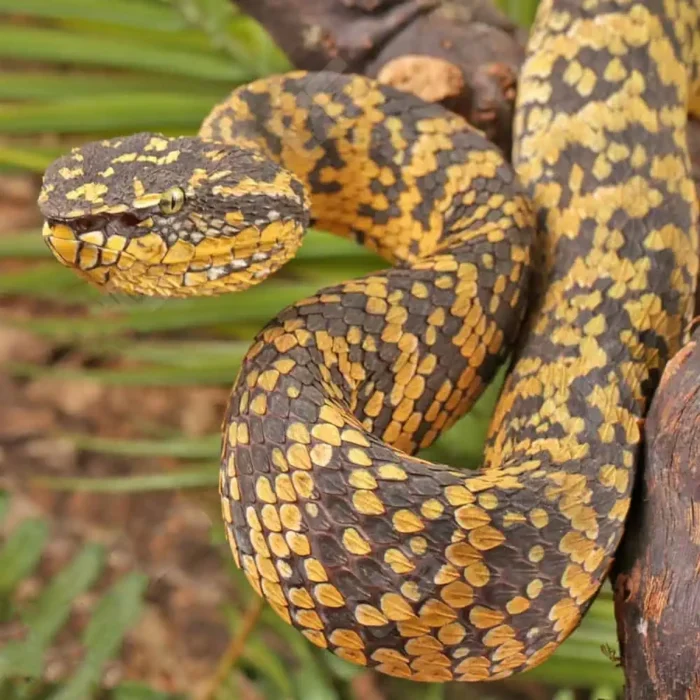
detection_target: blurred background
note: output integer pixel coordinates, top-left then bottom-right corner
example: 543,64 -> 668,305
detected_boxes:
0,1 -> 621,699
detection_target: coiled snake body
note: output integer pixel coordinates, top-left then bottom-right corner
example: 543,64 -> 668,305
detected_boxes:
39,0 -> 700,682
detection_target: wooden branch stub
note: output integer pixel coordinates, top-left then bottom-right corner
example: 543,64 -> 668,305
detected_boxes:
235,0 -> 524,152
613,328 -> 700,699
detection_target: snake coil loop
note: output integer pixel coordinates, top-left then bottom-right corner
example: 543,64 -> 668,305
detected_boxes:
39,0 -> 700,682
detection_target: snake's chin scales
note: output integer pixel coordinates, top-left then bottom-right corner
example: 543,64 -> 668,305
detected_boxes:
39,0 -> 700,682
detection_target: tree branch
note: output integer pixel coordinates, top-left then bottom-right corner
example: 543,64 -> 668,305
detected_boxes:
613,327 -> 700,698
235,0 -> 524,152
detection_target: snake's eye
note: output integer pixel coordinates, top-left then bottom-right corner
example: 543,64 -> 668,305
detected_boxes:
159,187 -> 186,215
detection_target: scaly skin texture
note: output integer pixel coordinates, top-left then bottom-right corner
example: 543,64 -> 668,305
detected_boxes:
37,0 -> 700,683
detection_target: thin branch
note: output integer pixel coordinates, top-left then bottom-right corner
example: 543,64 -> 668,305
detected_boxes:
199,596 -> 265,700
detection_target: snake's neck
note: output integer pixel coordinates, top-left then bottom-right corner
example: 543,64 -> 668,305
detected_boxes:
200,72 -> 534,269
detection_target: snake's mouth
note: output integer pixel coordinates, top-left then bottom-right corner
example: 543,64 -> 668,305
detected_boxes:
42,217 -> 306,298
42,220 -> 116,284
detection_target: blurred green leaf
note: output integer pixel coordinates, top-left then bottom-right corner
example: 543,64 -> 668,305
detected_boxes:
0,26 -> 250,81
0,232 -> 48,258
0,261 -> 88,289
33,466 -> 217,493
19,282 -> 322,338
415,687 -> 444,700
21,544 -> 105,644
0,491 -> 9,523
553,692 -> 576,700
223,606 -> 295,697
291,666 -> 337,700
49,572 -> 148,700
116,339 -> 248,367
66,433 -> 219,459
0,147 -> 53,172
497,0 -> 539,26
0,72 -> 227,101
111,683 -> 184,700
0,545 -> 105,679
0,145 -> 68,173
0,93 -> 220,134
0,520 -> 49,594
320,653 -> 362,683
0,0 -> 183,29
170,0 -> 288,73
9,361 -> 241,386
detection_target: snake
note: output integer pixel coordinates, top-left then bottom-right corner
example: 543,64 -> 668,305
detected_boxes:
37,0 -> 699,683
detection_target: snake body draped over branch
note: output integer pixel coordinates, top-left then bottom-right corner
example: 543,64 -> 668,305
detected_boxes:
38,0 -> 700,682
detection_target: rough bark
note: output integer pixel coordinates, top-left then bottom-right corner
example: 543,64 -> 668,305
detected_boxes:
235,0 -> 700,202
233,0 -> 700,693
689,120 -> 700,312
234,0 -> 525,153
613,329 -> 700,699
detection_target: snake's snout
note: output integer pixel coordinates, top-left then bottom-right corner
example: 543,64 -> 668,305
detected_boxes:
42,221 -> 79,266
42,220 -> 116,288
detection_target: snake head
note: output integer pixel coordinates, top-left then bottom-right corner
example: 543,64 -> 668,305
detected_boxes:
38,132 -> 310,297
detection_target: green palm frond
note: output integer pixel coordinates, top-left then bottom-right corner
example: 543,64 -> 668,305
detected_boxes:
0,492 -> 152,700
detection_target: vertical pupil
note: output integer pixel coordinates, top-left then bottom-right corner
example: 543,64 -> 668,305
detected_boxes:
160,188 -> 183,213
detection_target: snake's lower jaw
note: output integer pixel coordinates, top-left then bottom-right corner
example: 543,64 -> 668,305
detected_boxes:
42,220 -> 303,298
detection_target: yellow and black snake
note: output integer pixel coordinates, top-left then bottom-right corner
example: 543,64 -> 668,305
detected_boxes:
38,0 -> 700,683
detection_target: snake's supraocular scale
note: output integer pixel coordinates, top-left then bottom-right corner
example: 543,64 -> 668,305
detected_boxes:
38,0 -> 699,682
